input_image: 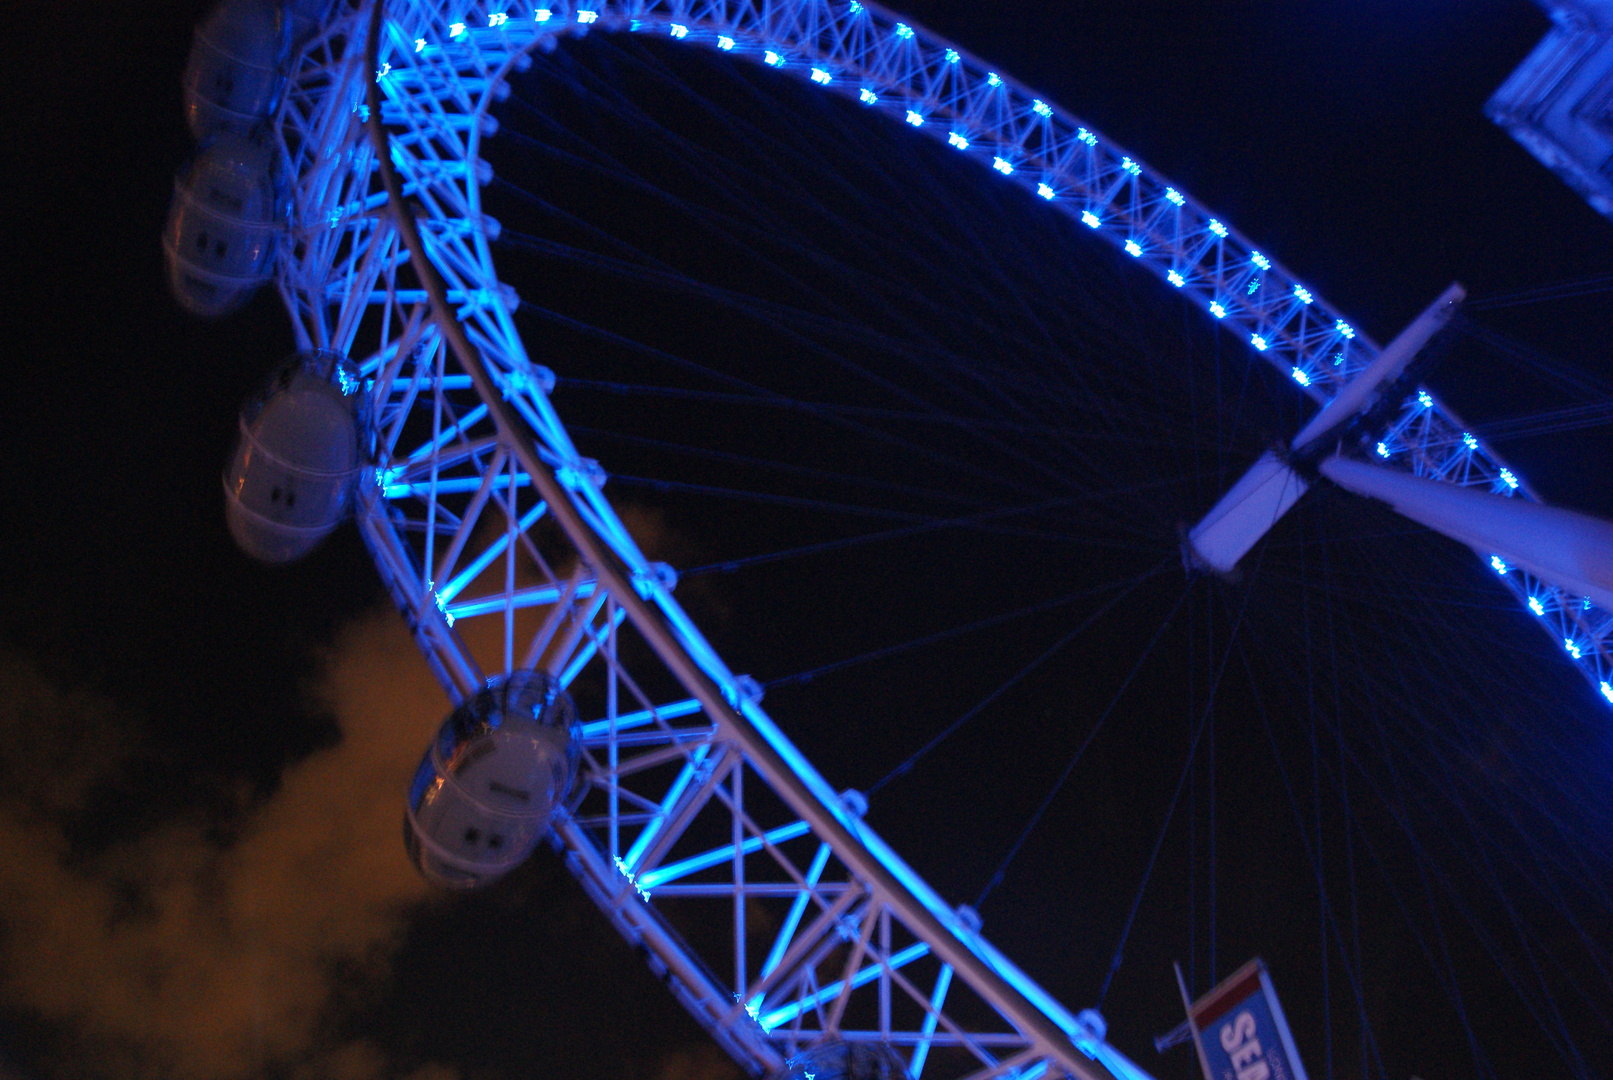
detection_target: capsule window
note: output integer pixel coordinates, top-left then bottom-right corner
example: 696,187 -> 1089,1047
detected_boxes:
182,274 -> 220,301
223,351 -> 364,561
403,671 -> 580,890
206,185 -> 246,212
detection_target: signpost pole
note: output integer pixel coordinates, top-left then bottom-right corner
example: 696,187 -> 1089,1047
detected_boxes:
1176,962 -> 1214,1080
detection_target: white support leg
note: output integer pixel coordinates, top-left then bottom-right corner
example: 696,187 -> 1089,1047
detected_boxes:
1319,455 -> 1613,613
1184,283 -> 1465,575
1184,452 -> 1311,574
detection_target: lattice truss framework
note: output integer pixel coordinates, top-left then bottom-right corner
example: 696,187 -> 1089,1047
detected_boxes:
297,0 -> 1613,701
269,1 -> 1611,1078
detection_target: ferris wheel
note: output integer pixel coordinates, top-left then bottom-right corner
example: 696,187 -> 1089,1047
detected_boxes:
166,1 -> 1613,1078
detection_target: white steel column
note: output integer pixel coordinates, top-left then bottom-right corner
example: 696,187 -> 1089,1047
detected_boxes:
1320,455 -> 1613,615
1185,285 -> 1464,575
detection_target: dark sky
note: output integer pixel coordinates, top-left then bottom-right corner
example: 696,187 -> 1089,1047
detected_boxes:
7,2 -> 1613,1080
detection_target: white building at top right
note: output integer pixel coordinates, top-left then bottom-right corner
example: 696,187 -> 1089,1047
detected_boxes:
1489,0 -> 1613,220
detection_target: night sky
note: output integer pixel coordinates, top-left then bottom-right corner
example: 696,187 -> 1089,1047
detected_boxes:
7,2 -> 1613,1080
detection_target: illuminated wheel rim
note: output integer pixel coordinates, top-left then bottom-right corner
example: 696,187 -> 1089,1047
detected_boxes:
263,3 -> 1613,1078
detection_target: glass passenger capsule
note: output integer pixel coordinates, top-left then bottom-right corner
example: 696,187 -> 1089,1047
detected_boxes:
224,350 -> 365,562
163,133 -> 282,317
772,1041 -> 906,1080
182,0 -> 290,139
405,672 -> 581,890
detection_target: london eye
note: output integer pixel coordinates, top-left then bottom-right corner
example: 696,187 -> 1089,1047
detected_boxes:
155,2 -> 1613,1079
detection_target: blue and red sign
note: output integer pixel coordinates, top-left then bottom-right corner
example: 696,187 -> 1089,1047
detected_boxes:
1185,959 -> 1310,1080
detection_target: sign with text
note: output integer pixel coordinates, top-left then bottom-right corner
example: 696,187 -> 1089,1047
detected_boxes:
1184,958 -> 1310,1080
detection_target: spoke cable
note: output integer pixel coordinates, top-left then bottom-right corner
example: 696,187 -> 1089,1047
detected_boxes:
973,585 -> 1191,911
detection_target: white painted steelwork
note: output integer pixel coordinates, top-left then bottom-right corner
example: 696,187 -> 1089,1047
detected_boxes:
1320,455 -> 1613,621
1185,284 -> 1466,576
1488,0 -> 1613,221
257,1 -> 1613,1078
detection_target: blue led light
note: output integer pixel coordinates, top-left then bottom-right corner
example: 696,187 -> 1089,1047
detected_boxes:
376,60 -> 392,77
993,156 -> 1014,175
1376,441 -> 1389,457
1165,187 -> 1185,206
1037,183 -> 1054,199
895,22 -> 914,38
449,20 -> 467,36
669,22 -> 687,37
945,48 -> 960,63
1033,99 -> 1052,117
1463,432 -> 1478,450
810,67 -> 832,84
489,11 -> 508,25
1418,390 -> 1433,408
717,34 -> 734,49
534,7 -> 551,20
1251,252 -> 1271,270
1124,240 -> 1142,257
948,132 -> 969,149
1529,597 -> 1546,616
1500,468 -> 1519,490
1208,219 -> 1228,238
614,856 -> 651,901
577,9 -> 597,23
415,36 -> 427,50
905,109 -> 923,126
987,72 -> 1002,86
860,88 -> 877,104
1566,638 -> 1582,659
1081,210 -> 1100,228
1121,157 -> 1141,176
1078,127 -> 1097,146
427,582 -> 456,626
1210,301 -> 1226,318
1251,334 -> 1269,351
1336,319 -> 1355,339
1492,555 -> 1509,575
1294,286 -> 1313,304
1291,367 -> 1308,385
764,49 -> 783,66
1602,681 -> 1613,703
1167,270 -> 1185,287
849,0 -> 862,10
1247,279 -> 1261,295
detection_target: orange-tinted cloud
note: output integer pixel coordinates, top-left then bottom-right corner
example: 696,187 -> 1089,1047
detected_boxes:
0,613 -> 458,1080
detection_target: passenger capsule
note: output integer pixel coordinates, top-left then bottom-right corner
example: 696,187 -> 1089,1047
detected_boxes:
772,1042 -> 905,1080
164,133 -> 282,317
404,673 -> 580,889
285,0 -> 336,44
224,350 -> 365,563
182,0 -> 290,139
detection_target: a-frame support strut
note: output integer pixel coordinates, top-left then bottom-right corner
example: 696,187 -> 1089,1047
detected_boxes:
1185,281 -> 1613,616
1185,284 -> 1465,575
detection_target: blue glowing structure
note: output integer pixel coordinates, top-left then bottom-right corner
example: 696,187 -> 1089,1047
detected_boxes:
1488,0 -> 1613,221
255,2 -> 1613,1079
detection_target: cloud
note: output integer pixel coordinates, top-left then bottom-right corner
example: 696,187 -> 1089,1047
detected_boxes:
653,1044 -> 744,1080
0,613 -> 459,1080
0,493 -> 751,1080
